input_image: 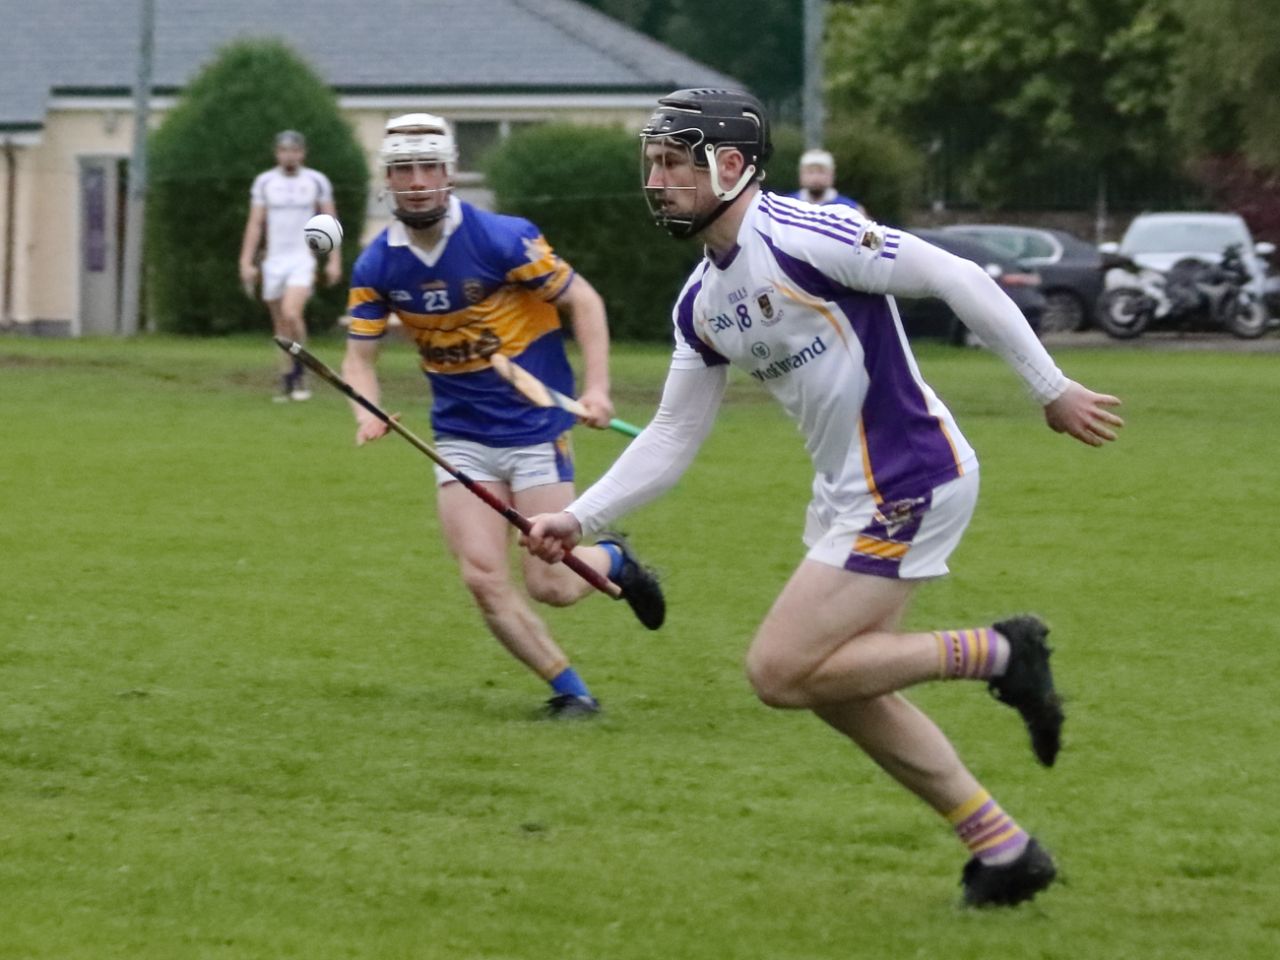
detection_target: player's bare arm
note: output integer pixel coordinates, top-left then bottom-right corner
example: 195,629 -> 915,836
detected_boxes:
238,204 -> 266,291
555,276 -> 614,428
340,337 -> 391,445
318,199 -> 342,287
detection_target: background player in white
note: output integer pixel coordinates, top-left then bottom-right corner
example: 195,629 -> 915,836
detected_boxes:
238,130 -> 342,401
523,89 -> 1123,905
339,115 -> 662,719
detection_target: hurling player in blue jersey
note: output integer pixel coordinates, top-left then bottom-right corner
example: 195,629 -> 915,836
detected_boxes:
789,148 -> 864,213
340,114 -> 662,719
524,90 -> 1124,903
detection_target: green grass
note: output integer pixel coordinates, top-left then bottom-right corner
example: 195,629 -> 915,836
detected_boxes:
1,333 -> 1278,958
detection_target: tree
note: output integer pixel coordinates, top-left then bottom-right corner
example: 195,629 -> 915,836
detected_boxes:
825,0 -> 1188,209
1169,0 -> 1280,171
147,39 -> 368,334
576,0 -> 805,116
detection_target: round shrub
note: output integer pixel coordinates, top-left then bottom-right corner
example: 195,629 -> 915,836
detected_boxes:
147,39 -> 369,335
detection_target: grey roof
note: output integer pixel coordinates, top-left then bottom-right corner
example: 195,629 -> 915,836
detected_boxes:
0,0 -> 738,128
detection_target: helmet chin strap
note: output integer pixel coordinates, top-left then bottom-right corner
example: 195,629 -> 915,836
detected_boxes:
393,205 -> 447,229
383,186 -> 449,229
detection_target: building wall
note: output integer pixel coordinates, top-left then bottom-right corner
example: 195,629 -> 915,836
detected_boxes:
3,99 -> 653,335
20,109 -> 136,332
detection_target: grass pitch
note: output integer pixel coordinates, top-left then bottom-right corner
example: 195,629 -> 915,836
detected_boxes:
1,333 -> 1278,958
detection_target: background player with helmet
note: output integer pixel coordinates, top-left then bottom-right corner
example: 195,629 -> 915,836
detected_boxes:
239,130 -> 343,401
340,114 -> 662,719
523,89 -> 1124,903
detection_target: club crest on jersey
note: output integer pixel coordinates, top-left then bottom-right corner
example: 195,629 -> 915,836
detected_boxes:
860,225 -> 886,253
872,497 -> 927,537
463,278 -> 485,304
752,286 -> 783,326
751,341 -> 771,359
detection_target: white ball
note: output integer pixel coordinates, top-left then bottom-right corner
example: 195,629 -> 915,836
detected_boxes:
304,214 -> 343,254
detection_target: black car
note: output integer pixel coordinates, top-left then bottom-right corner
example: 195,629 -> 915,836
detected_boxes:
896,229 -> 1047,344
940,224 -> 1104,332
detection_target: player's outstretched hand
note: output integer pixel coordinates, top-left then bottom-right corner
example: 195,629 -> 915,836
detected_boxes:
576,387 -> 615,430
324,258 -> 342,288
1044,381 -> 1123,447
522,511 -> 583,563
238,263 -> 258,298
355,414 -> 396,446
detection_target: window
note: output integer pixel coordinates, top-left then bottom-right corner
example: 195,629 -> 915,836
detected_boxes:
453,121 -> 501,173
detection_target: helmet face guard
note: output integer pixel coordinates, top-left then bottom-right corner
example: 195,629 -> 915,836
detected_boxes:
640,138 -> 732,240
639,89 -> 771,239
379,114 -> 458,229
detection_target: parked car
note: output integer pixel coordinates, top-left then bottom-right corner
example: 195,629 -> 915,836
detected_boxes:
941,223 -> 1103,332
1102,211 -> 1275,303
897,229 -> 1046,343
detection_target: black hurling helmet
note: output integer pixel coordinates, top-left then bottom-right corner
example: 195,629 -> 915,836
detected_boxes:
640,88 -> 772,239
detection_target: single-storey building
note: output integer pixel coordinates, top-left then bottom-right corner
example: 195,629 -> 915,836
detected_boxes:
0,0 -> 735,335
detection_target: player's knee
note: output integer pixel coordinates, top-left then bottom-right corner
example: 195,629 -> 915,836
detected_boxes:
744,646 -> 810,709
525,574 -> 578,607
459,565 -> 512,610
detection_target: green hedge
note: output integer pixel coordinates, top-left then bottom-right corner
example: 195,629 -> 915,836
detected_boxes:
146,40 -> 369,335
484,123 -> 700,342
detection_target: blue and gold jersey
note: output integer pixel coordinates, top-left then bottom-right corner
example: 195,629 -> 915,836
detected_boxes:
348,197 -> 577,446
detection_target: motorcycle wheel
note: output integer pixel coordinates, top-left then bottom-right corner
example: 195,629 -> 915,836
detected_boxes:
1220,294 -> 1269,339
1096,288 -> 1154,339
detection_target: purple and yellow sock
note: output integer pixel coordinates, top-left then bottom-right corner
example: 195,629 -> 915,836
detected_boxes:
946,788 -> 1030,866
935,627 -> 1009,680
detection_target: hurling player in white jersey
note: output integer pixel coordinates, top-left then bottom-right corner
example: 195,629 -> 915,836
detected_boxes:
238,130 -> 342,401
523,89 -> 1123,907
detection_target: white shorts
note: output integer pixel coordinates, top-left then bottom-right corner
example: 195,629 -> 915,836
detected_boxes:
432,436 -> 574,492
261,253 -> 316,301
804,470 -> 979,580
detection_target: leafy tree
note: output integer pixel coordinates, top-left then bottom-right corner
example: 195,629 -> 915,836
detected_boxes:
147,39 -> 368,334
1169,0 -> 1280,171
576,0 -> 804,115
826,0 -> 1187,209
485,124 -> 700,342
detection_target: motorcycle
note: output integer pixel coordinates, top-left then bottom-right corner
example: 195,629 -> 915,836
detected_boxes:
1095,243 -> 1268,340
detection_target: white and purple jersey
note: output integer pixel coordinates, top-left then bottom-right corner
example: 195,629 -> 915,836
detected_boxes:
250,165 -> 334,261
670,192 -> 975,513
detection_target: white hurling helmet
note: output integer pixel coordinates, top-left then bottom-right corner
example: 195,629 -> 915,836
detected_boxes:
380,113 -> 459,228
